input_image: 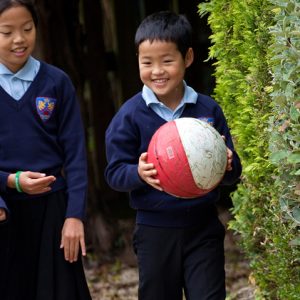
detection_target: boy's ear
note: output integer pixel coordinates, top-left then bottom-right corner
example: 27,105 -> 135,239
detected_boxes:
185,48 -> 194,68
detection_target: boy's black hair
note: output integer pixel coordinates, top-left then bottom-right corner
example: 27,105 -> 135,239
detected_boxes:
135,11 -> 192,57
0,0 -> 38,26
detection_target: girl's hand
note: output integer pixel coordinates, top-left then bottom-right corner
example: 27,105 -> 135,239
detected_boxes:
138,152 -> 163,191
60,218 -> 86,263
0,208 -> 6,222
8,171 -> 56,194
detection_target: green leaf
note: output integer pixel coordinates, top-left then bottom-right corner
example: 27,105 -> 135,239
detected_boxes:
292,207 -> 300,223
287,152 -> 300,164
280,197 -> 289,211
289,236 -> 300,247
270,150 -> 289,163
290,105 -> 300,121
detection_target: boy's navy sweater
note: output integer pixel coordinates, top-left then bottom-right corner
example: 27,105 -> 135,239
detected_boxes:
0,61 -> 87,220
105,92 -> 242,227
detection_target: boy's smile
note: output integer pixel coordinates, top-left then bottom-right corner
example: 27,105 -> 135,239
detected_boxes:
0,6 -> 36,73
138,40 -> 193,110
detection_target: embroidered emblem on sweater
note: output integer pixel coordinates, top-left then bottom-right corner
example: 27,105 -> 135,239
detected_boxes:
198,117 -> 214,126
36,97 -> 56,121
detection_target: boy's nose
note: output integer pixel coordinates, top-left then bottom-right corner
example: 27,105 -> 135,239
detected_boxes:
152,65 -> 164,75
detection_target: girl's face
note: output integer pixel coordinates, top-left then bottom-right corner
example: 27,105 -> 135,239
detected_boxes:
0,5 -> 36,73
138,40 -> 193,109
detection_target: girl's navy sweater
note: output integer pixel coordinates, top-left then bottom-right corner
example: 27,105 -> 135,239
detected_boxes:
105,92 -> 242,227
0,61 -> 87,220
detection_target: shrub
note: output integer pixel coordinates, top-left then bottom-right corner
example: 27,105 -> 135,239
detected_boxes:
199,0 -> 300,298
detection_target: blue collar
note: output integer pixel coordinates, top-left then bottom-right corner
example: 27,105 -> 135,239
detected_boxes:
142,81 -> 198,107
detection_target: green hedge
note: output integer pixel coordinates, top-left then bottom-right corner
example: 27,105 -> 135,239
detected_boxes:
199,0 -> 300,299
268,0 -> 300,239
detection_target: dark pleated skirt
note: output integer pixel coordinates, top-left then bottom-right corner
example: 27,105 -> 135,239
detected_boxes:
0,191 -> 91,300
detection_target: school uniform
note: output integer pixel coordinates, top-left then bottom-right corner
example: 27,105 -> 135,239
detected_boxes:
0,57 -> 91,300
105,83 -> 242,300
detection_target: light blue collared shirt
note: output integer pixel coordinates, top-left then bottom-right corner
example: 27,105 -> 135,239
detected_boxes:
0,56 -> 40,100
142,81 -> 198,121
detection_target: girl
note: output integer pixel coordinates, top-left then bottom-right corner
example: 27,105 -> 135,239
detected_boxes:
0,1 -> 91,299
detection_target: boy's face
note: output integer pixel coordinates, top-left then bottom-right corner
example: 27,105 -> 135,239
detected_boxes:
138,40 -> 193,106
0,6 -> 36,73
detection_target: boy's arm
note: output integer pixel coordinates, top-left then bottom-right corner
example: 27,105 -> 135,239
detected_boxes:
105,112 -> 146,192
215,107 -> 242,186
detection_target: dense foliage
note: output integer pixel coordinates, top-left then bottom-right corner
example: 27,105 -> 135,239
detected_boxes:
198,0 -> 300,298
268,0 -> 300,239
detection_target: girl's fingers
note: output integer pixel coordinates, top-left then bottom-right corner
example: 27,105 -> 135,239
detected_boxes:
80,237 -> 87,257
68,240 -> 76,262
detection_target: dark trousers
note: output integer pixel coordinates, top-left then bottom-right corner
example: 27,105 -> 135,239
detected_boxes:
133,217 -> 226,300
0,191 -> 91,300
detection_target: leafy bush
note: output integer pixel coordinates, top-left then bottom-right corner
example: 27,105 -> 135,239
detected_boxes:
268,0 -> 300,240
199,0 -> 300,298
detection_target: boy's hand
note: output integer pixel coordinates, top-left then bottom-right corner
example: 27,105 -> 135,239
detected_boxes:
138,152 -> 163,191
8,171 -> 56,194
221,136 -> 233,171
0,208 -> 6,222
60,218 -> 86,263
226,147 -> 233,171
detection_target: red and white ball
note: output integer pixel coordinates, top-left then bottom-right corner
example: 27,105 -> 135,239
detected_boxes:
147,117 -> 227,198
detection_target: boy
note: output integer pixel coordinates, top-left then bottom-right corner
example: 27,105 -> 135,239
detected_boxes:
105,11 -> 242,300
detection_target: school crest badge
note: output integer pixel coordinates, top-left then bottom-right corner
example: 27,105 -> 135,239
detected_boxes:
198,117 -> 214,126
36,97 -> 56,121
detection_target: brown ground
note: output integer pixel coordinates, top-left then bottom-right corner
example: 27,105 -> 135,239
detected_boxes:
84,210 -> 254,300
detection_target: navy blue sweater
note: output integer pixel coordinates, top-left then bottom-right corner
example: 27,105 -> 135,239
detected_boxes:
105,92 -> 242,227
0,61 -> 87,219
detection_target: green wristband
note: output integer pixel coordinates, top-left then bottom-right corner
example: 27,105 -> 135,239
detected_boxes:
15,171 -> 23,193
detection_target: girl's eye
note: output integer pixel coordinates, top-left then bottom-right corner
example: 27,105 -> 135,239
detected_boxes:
24,27 -> 33,32
0,32 -> 11,36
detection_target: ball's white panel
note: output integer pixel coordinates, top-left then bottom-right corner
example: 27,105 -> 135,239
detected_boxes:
175,118 -> 227,189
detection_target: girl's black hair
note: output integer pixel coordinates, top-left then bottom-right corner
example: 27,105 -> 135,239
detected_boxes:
135,11 -> 192,57
0,0 -> 38,26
